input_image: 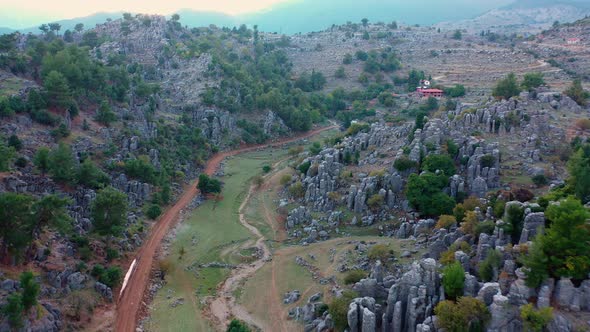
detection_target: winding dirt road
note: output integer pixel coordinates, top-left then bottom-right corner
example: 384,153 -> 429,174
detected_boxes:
115,125 -> 336,332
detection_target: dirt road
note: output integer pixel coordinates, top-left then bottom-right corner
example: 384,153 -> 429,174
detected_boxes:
114,125 -> 336,332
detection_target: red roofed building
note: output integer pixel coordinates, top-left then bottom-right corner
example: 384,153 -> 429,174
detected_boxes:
417,88 -> 444,98
567,38 -> 581,45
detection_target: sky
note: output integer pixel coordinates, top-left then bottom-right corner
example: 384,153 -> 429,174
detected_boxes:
0,0 -> 292,28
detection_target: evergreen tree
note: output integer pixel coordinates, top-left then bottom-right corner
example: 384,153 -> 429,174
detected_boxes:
19,271 -> 39,312
91,187 -> 128,237
524,197 -> 590,287
95,101 -> 117,126
442,262 -> 465,300
48,143 -> 76,183
521,72 -> 545,91
565,79 -> 590,106
43,70 -> 71,109
0,193 -> 35,258
33,147 -> 50,174
492,73 -> 521,100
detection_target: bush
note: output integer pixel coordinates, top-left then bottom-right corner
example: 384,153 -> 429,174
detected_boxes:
520,303 -> 553,332
475,220 -> 496,237
146,204 -> 162,220
298,161 -> 311,175
435,297 -> 490,332
393,157 -> 418,172
478,249 -> 502,282
106,248 -> 119,261
124,157 -> 157,184
531,174 -> 548,187
521,72 -> 545,91
367,244 -> 392,262
523,197 -> 590,287
513,188 -> 534,202
344,270 -> 367,285
328,291 -> 357,331
492,73 -> 521,100
76,158 -> 110,189
435,215 -> 456,229
575,118 -> 590,130
262,165 -> 272,173
422,154 -> 456,176
442,262 -> 465,300
289,181 -> 305,198
197,174 -> 222,194
227,319 -> 251,332
564,79 -> 589,106
91,265 -> 122,288
406,173 -> 455,216
480,154 -> 496,168
280,174 -> 292,186
367,194 -> 384,211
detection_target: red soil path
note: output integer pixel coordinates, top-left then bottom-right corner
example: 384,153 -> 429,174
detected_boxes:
114,125 -> 336,332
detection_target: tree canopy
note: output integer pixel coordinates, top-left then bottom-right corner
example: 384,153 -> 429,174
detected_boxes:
492,73 -> 521,100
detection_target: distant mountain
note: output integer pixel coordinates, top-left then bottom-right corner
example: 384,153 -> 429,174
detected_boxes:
175,10 -> 237,28
170,0 -> 511,34
0,0 -> 520,36
502,0 -> 590,10
436,0 -> 590,34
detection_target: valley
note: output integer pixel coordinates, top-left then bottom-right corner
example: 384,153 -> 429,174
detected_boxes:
0,2 -> 590,332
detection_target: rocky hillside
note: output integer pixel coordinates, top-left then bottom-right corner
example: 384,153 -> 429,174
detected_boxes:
278,86 -> 590,331
436,0 -> 590,35
518,17 -> 590,84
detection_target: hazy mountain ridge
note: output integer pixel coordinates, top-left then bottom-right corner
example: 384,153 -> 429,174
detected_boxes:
437,1 -> 590,34
0,0 -> 508,35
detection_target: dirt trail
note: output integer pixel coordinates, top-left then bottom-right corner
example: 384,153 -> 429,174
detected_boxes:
206,156 -> 293,331
114,125 -> 336,332
206,184 -> 272,331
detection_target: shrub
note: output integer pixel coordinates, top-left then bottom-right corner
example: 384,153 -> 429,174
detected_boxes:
442,262 -> 465,300
478,249 -> 502,282
289,181 -> 305,198
298,161 -> 311,175
262,165 -> 272,173
493,200 -> 506,218
575,118 -> 590,130
367,194 -> 384,211
475,220 -> 496,237
328,291 -> 358,331
106,248 -> 119,261
492,73 -> 521,100
435,297 -> 490,332
227,319 -> 251,332
20,271 -> 39,312
309,141 -> 322,155
521,72 -> 545,91
531,174 -> 548,187
422,154 -> 456,176
513,188 -> 534,202
344,270 -> 367,285
393,156 -> 418,172
197,174 -> 222,194
523,197 -> 590,287
501,204 -> 524,243
480,154 -> 496,168
367,244 -> 392,262
406,173 -> 455,216
435,215 -> 456,230
146,204 -> 162,220
279,174 -> 292,186
520,303 -> 553,332
564,79 -> 589,106
124,157 -> 156,184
